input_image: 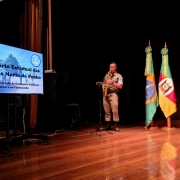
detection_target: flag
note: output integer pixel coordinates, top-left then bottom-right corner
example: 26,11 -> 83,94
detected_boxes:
158,44 -> 176,118
145,44 -> 158,127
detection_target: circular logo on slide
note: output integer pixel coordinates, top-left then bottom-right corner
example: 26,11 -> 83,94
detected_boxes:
146,80 -> 155,100
159,78 -> 174,96
31,54 -> 41,67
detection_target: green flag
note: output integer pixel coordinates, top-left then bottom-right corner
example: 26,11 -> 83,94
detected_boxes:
145,44 -> 158,127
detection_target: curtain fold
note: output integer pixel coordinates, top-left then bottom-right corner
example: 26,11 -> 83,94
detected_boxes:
20,0 -> 43,130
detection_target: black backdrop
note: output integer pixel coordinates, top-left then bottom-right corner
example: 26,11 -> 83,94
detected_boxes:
51,0 -> 180,124
1,0 -> 180,128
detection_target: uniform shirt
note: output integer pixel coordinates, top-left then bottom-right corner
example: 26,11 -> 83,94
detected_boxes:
103,71 -> 123,91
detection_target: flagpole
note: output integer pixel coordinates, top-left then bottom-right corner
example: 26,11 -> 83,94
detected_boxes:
162,116 -> 177,131
167,117 -> 171,128
150,120 -> 153,127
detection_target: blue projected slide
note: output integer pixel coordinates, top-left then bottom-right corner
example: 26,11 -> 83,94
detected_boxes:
0,43 -> 43,94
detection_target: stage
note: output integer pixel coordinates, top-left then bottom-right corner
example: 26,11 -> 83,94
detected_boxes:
0,119 -> 180,179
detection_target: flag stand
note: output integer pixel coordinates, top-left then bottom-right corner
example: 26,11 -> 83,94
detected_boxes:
149,120 -> 158,130
144,119 -> 158,130
162,117 -> 177,131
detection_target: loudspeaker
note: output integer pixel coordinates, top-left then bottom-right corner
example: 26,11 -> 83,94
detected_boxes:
38,97 -> 60,131
38,72 -> 70,132
65,103 -> 81,130
38,96 -> 66,132
44,72 -> 57,99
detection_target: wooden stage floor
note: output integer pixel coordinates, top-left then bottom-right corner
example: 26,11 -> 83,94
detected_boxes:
0,119 -> 180,180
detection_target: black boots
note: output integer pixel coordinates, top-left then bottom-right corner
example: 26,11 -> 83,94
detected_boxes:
103,121 -> 111,130
114,122 -> 119,132
103,121 -> 119,131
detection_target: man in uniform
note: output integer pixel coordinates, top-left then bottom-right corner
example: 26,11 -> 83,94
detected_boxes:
102,62 -> 123,131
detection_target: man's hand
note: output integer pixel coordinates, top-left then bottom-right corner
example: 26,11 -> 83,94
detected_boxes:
106,79 -> 113,85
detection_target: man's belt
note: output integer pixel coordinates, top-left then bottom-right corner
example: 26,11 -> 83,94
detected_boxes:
107,89 -> 119,94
